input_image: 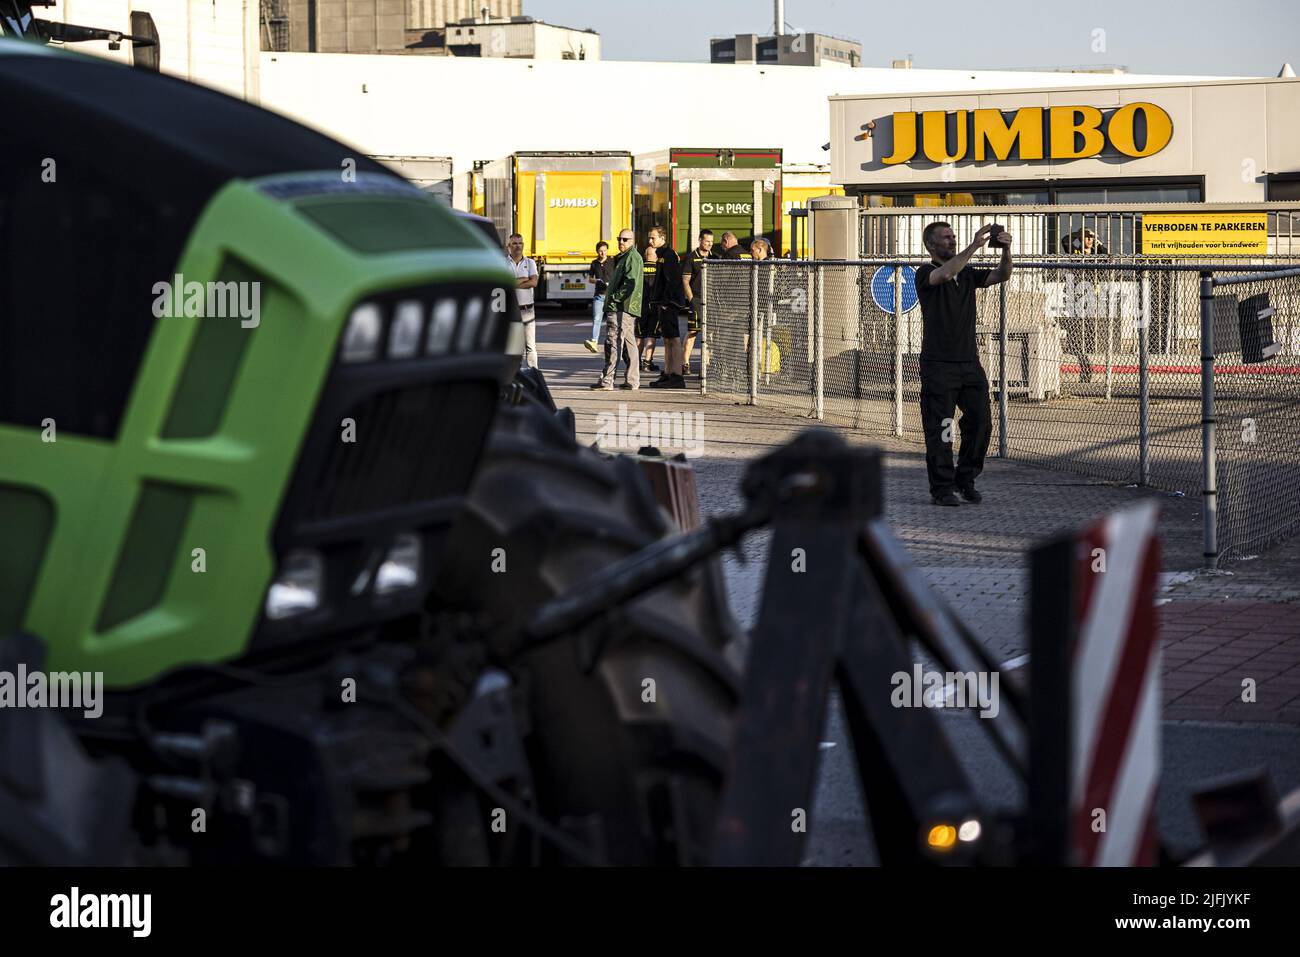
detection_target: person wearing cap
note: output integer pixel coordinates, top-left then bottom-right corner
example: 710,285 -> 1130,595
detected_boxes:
1061,228 -> 1108,382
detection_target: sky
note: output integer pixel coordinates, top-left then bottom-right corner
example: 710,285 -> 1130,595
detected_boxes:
529,0 -> 1298,77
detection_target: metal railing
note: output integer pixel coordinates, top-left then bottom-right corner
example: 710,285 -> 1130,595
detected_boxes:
860,203 -> 1300,260
699,257 -> 1300,565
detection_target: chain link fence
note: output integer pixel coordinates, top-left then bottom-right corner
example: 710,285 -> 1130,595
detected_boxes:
861,204 -> 1300,260
700,258 -> 1300,565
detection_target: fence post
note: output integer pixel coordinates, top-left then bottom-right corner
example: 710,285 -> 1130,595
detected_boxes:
1200,272 -> 1218,567
998,281 -> 1008,459
1138,269 -> 1149,486
893,265 -> 903,436
815,265 -> 825,421
765,264 -> 775,388
805,266 -> 815,365
749,263 -> 759,405
700,261 -> 709,396
1105,302 -> 1114,401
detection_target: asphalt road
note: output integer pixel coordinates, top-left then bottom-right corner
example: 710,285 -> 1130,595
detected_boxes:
535,305 -> 1300,866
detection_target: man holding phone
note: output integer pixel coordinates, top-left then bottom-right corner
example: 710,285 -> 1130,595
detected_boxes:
915,221 -> 1012,506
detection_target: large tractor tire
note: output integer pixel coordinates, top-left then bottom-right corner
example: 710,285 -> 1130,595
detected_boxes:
0,633 -> 137,866
434,400 -> 744,865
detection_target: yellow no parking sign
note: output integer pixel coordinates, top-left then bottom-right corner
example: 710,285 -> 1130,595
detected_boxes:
1141,213 -> 1268,255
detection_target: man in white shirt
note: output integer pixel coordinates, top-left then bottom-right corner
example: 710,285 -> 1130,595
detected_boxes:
507,233 -> 540,369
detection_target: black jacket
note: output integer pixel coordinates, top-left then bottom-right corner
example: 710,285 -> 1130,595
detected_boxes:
588,256 -> 615,294
648,246 -> 687,310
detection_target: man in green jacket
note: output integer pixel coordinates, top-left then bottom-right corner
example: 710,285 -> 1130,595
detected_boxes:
592,228 -> 644,391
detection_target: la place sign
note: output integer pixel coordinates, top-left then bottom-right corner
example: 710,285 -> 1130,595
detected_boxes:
879,102 -> 1174,165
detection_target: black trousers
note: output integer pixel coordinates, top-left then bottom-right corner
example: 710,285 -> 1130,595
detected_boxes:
1063,317 -> 1093,383
919,359 -> 992,496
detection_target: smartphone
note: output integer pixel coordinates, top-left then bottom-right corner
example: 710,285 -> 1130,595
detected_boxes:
987,224 -> 1005,248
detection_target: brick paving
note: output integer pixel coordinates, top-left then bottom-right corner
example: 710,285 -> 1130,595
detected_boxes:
538,321 -> 1300,726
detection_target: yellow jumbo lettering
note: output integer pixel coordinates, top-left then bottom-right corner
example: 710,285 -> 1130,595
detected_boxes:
882,112 -> 917,165
1107,102 -> 1173,158
921,109 -> 968,163
973,108 -> 1044,161
1049,106 -> 1106,159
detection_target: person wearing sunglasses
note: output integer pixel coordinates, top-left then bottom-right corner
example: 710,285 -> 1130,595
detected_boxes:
591,230 -> 644,391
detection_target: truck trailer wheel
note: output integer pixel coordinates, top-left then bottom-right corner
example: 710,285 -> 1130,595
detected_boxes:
434,401 -> 743,865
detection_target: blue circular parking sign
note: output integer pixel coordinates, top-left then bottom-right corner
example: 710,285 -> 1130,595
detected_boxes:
870,265 -> 918,315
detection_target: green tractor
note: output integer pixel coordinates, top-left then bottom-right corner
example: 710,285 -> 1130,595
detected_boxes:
0,37 -> 741,865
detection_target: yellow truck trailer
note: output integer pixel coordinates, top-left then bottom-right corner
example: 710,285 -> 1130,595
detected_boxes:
482,151 -> 633,303
782,164 -> 844,258
469,164 -> 486,217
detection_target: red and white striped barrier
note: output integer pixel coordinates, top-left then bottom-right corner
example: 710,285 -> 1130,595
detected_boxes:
1070,501 -> 1162,866
1029,499 -> 1162,866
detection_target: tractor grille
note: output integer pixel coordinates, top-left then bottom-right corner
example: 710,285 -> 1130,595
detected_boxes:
302,379 -> 497,522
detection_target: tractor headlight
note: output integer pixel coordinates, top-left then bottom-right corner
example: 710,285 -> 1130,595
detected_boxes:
426,299 -> 458,355
265,549 -> 325,619
926,824 -> 958,851
374,533 -> 422,595
341,303 -> 383,362
389,301 -> 424,359
457,296 -> 485,352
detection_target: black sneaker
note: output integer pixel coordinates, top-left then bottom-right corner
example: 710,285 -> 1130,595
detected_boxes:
932,491 -> 962,507
648,374 -> 683,389
957,486 -> 983,504
617,382 -> 638,391
589,382 -> 613,391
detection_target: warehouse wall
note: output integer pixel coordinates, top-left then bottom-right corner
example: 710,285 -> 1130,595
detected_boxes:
285,0 -> 406,53
532,23 -> 597,61
258,51 -> 1225,206
41,0 -> 258,100
406,0 -> 521,30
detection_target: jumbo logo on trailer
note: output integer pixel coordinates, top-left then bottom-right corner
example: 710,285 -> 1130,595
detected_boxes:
872,102 -> 1174,165
549,197 -> 599,208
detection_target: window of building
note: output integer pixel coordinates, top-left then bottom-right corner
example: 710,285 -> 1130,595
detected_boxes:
1056,185 -> 1201,205
1005,191 -> 1050,205
865,190 -> 1038,207
1266,174 -> 1300,202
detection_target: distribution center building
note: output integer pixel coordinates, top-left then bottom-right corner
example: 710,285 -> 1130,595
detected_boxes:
828,77 -> 1300,206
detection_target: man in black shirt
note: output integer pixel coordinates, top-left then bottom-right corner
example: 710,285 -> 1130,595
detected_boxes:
915,221 -> 1012,506
647,225 -> 688,389
718,231 -> 744,259
679,229 -> 714,377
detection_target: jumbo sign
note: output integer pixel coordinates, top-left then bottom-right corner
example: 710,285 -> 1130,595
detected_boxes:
879,103 -> 1173,165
